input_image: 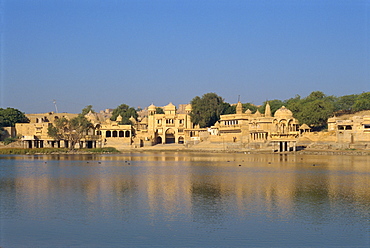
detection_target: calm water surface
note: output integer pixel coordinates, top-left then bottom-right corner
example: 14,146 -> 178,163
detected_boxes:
0,152 -> 369,247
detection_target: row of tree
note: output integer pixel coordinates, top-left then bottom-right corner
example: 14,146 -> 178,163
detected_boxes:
189,91 -> 370,130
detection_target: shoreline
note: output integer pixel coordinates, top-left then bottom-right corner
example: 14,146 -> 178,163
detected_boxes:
1,146 -> 369,156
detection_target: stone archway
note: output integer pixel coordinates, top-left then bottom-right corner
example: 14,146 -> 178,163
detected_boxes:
156,136 -> 162,144
165,128 -> 176,144
279,119 -> 287,134
178,136 -> 184,144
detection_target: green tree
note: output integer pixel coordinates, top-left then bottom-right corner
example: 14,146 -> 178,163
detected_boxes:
258,100 -> 284,115
48,116 -> 93,150
242,103 -> 258,113
110,104 -> 138,125
222,102 -> 235,115
297,99 -> 334,129
80,105 -> 95,117
332,94 -> 358,114
306,91 -> 326,101
352,92 -> 370,112
156,107 -> 165,114
285,91 -> 334,130
0,107 -> 29,128
284,95 -> 302,114
190,93 -> 228,127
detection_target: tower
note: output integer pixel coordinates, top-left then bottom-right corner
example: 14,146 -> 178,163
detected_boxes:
265,102 -> 271,117
236,101 -> 243,115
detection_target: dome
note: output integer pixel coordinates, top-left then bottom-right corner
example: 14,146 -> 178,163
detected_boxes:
245,109 -> 252,115
129,116 -> 136,124
141,116 -> 148,123
274,106 -> 293,118
185,104 -> 192,111
254,110 -> 262,117
164,102 -> 176,111
148,104 -> 156,111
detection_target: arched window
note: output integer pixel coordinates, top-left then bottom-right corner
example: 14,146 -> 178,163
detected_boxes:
106,131 -> 111,137
113,131 -> 118,137
119,131 -> 124,137
125,131 -> 130,137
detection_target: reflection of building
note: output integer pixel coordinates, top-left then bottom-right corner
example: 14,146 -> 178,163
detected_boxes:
210,102 -> 300,151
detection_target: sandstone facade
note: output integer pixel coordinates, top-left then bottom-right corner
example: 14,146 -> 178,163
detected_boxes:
208,102 -> 300,151
8,105 -> 370,151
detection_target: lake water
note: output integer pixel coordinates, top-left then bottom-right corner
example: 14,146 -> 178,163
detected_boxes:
0,152 -> 369,247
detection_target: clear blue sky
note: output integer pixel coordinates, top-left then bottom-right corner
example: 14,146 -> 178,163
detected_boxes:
1,0 -> 369,113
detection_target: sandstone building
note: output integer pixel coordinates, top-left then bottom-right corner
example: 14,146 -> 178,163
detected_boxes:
10,103 -> 370,151
209,102 -> 300,151
327,111 -> 370,149
14,103 -> 197,149
133,103 -> 194,146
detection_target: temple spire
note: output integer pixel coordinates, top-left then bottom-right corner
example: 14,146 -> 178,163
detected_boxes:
265,102 -> 271,117
236,101 -> 243,114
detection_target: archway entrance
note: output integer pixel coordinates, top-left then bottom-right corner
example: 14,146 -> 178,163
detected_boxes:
156,136 -> 162,144
178,136 -> 184,144
165,129 -> 175,144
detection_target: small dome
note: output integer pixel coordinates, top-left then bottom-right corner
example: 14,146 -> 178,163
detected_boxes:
164,102 -> 176,111
274,106 -> 293,118
185,104 -> 192,111
245,109 -> 252,115
141,116 -> 148,123
254,110 -> 262,117
129,116 -> 136,124
85,111 -> 98,122
299,123 -> 310,130
148,104 -> 156,111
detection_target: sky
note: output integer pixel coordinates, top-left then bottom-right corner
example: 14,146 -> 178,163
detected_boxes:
1,0 -> 369,114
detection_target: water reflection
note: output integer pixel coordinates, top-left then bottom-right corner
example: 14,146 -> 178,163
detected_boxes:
1,153 -> 369,247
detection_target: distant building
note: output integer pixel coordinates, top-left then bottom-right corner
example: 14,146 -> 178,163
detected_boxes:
18,102 -> 370,152
210,102 -> 300,151
327,111 -> 370,148
16,112 -> 81,148
134,103 -> 195,146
